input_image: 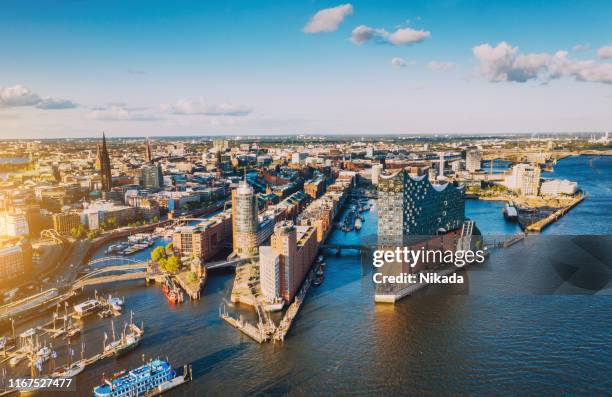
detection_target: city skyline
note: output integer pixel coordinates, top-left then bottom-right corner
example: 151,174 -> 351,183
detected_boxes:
1,0 -> 612,138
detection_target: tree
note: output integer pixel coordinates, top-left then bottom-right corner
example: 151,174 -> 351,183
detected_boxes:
164,256 -> 181,273
70,224 -> 87,239
151,246 -> 167,262
165,242 -> 173,252
152,216 -> 159,223
87,229 -> 100,240
187,272 -> 198,283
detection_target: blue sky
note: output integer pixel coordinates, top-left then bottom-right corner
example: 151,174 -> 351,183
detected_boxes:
1,0 -> 611,138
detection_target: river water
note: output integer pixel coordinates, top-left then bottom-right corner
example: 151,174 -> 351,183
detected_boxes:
12,155 -> 611,396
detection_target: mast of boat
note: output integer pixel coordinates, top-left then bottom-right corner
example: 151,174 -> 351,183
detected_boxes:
50,342 -> 55,370
67,340 -> 72,368
81,341 -> 85,362
111,319 -> 116,342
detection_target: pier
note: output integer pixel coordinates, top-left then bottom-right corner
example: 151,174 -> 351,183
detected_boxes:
525,194 -> 585,232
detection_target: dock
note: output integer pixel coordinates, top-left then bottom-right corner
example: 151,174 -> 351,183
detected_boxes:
525,194 -> 584,232
220,310 -> 269,343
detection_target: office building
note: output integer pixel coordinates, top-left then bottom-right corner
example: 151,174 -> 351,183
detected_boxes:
466,149 -> 482,173
172,209 -> 232,261
140,164 -> 164,190
0,212 -> 29,237
0,239 -> 32,282
232,180 -> 259,257
52,212 -> 82,235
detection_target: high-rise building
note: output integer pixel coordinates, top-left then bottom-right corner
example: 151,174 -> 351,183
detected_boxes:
438,152 -> 445,177
97,133 -> 112,192
466,149 -> 482,173
144,138 -> 153,163
259,221 -> 317,303
232,180 -> 259,257
140,164 -> 164,190
505,164 -> 541,196
377,170 -> 465,244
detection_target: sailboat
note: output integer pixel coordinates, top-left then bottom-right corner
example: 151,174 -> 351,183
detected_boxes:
51,341 -> 85,378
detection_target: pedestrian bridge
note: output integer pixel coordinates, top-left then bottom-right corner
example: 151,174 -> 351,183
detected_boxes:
319,244 -> 374,254
205,257 -> 251,270
72,256 -> 149,290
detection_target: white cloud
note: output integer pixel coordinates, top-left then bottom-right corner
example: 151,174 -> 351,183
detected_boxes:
88,104 -> 160,121
473,41 -> 612,84
572,43 -> 590,52
391,57 -> 407,68
0,84 -> 77,109
303,4 -> 353,34
350,25 -> 430,46
427,60 -> 455,71
36,98 -> 78,109
387,27 -> 430,45
597,45 -> 612,59
162,99 -> 252,116
350,25 -> 377,44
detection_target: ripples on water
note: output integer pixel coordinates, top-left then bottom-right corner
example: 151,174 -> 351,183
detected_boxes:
32,155 -> 611,395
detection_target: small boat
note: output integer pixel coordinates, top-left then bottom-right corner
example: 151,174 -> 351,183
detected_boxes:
503,203 -> 518,221
320,262 -> 326,270
313,275 -> 324,287
354,218 -> 362,231
165,289 -> 180,304
108,296 -> 124,312
98,309 -> 113,319
64,327 -> 82,339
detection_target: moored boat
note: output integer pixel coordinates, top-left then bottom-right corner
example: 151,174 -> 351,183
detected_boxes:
73,299 -> 102,319
92,359 -> 192,397
503,203 -> 518,221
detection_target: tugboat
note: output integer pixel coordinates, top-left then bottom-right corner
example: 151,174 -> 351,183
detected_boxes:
165,289 -> 183,304
93,359 -> 192,397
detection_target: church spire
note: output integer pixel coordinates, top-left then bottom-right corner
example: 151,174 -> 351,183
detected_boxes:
99,132 -> 112,192
144,137 -> 153,163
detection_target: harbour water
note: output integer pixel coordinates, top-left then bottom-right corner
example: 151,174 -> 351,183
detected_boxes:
7,155 -> 610,396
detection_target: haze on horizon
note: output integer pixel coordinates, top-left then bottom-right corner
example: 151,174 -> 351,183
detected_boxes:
1,0 -> 612,139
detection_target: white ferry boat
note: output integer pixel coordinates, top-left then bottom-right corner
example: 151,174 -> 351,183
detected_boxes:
73,299 -> 102,319
93,359 -> 192,397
